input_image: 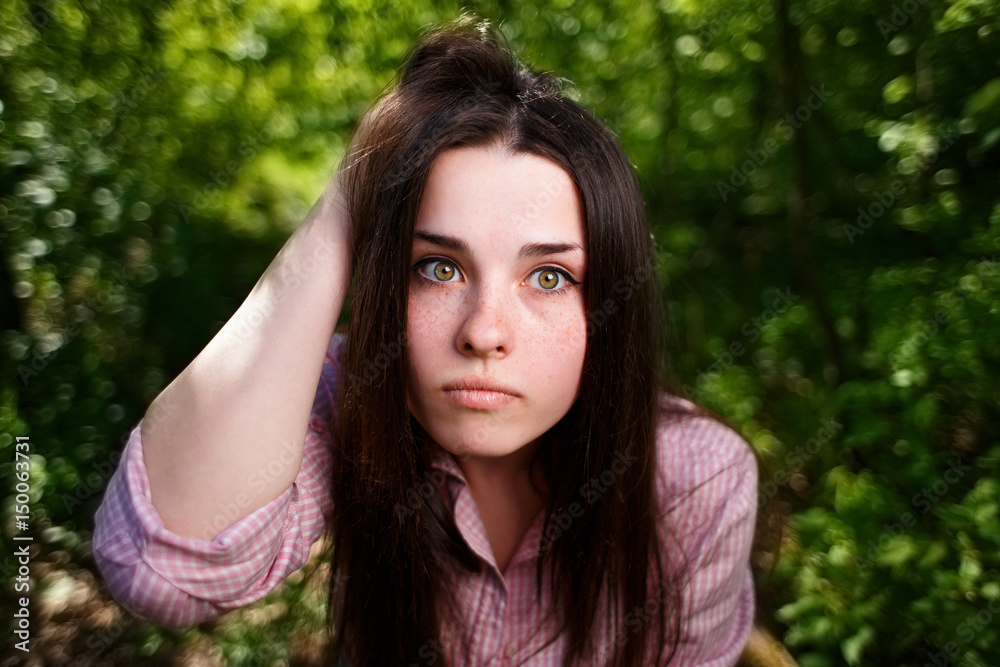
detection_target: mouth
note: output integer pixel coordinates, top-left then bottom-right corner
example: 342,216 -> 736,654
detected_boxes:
444,376 -> 521,395
445,389 -> 517,409
443,376 -> 520,409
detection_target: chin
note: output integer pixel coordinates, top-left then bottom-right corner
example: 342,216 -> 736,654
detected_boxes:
441,439 -> 530,461
413,410 -> 543,461
429,426 -> 530,461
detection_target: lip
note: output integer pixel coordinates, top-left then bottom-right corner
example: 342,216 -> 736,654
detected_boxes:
443,376 -> 520,409
444,376 -> 521,395
445,389 -> 517,409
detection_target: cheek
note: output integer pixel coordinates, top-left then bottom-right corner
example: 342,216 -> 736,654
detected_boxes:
408,288 -> 464,324
570,318 -> 589,372
544,331 -> 586,409
528,297 -> 588,376
555,308 -> 588,360
406,293 -> 455,374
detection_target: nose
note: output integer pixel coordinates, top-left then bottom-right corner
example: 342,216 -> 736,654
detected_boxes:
457,285 -> 511,359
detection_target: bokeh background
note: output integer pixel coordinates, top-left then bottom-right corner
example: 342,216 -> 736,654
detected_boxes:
2,0 -> 999,665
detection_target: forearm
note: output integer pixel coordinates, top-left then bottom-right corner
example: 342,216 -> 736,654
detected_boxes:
143,187 -> 350,539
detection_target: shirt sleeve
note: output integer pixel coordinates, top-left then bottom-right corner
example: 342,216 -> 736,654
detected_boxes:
656,399 -> 758,667
92,333 -> 345,628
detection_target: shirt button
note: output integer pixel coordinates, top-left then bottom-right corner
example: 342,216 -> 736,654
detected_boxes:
503,643 -> 516,659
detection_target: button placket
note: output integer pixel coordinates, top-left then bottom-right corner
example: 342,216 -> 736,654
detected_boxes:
474,577 -> 506,665
492,584 -> 508,665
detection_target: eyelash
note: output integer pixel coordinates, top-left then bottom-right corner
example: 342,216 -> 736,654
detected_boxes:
411,257 -> 581,296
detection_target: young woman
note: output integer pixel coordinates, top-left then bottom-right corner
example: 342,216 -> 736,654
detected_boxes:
94,20 -> 758,667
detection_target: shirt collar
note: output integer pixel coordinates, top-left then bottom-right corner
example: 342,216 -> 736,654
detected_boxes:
425,446 -> 468,485
423,446 -> 546,577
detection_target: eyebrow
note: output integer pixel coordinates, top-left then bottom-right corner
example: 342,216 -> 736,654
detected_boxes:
413,231 -> 583,259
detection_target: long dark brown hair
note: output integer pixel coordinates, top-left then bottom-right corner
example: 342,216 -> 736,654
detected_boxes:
326,18 -> 694,666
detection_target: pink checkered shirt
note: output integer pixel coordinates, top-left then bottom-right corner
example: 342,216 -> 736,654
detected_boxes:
94,334 -> 757,666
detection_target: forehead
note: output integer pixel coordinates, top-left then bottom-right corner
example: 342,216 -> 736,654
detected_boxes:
414,145 -> 584,247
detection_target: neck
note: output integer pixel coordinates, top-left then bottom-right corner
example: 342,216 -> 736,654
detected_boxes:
457,439 -> 550,573
457,438 -> 549,507
409,417 -> 551,510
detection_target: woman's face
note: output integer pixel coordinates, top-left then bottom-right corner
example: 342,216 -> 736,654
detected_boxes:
406,144 -> 588,462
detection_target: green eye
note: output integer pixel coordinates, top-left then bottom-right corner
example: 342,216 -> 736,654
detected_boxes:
413,257 -> 580,295
415,259 -> 461,282
433,262 -> 455,281
538,270 -> 559,289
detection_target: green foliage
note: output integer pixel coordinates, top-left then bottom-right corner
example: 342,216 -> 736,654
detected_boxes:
2,0 -> 999,664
